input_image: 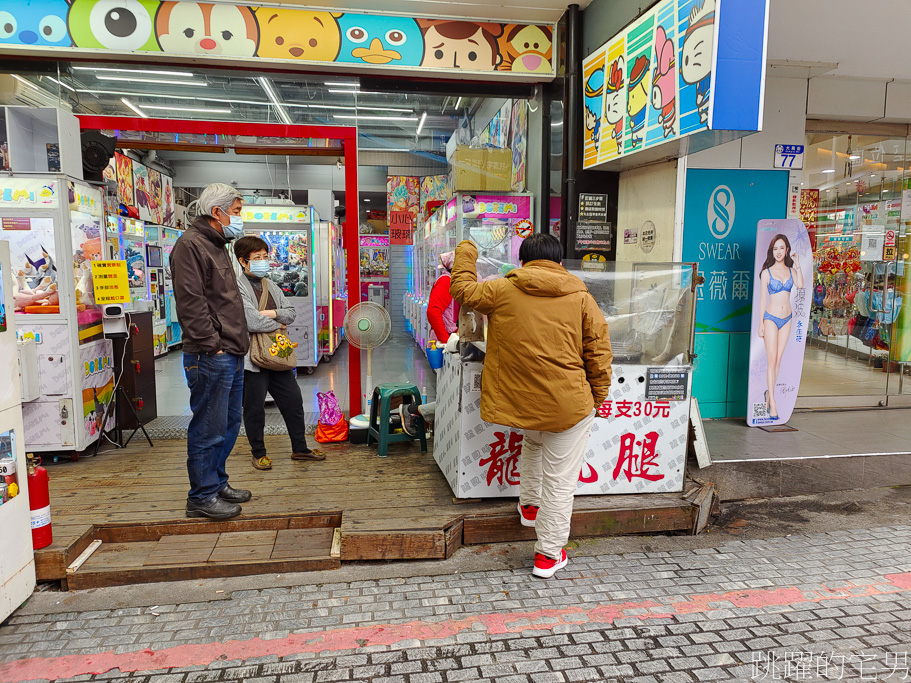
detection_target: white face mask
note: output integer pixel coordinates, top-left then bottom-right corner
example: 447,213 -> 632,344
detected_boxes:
223,215 -> 244,241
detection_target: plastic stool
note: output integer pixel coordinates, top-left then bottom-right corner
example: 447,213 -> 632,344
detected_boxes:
367,383 -> 427,457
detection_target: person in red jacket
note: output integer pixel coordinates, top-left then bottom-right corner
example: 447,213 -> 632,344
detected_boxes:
427,251 -> 459,344
401,251 -> 459,432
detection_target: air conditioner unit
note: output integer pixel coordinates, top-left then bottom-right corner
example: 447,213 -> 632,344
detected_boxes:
0,74 -> 73,111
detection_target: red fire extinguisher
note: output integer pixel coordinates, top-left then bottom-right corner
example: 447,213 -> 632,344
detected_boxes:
27,454 -> 52,550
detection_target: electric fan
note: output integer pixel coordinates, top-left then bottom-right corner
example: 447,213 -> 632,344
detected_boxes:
343,301 -> 392,417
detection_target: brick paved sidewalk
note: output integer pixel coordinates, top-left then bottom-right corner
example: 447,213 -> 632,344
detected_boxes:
2,525 -> 911,682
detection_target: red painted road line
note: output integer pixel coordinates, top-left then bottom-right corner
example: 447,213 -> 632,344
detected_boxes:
2,572 -> 910,683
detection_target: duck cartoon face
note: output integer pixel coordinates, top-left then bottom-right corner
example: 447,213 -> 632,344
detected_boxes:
156,2 -> 258,57
0,0 -> 70,46
337,14 -> 422,65
257,9 -> 340,62
418,20 -> 502,71
68,0 -> 160,51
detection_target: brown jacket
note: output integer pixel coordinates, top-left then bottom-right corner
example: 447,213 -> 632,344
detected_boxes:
170,216 -> 249,356
450,240 -> 613,433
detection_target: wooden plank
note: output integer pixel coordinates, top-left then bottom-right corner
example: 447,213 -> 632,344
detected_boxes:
66,540 -> 102,574
341,530 -> 446,561
444,521 -> 463,559
78,541 -> 159,571
145,534 -> 220,565
208,544 -> 274,563
96,513 -> 339,543
330,528 -> 341,558
271,528 -> 334,560
213,530 -> 277,547
66,556 -> 341,590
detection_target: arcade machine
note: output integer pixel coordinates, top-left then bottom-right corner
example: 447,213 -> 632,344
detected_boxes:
314,217 -> 346,361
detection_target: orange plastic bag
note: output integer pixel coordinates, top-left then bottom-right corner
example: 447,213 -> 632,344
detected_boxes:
315,416 -> 349,443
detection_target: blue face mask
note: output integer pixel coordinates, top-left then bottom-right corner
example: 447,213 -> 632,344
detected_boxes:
221,214 -> 245,241
249,259 -> 270,277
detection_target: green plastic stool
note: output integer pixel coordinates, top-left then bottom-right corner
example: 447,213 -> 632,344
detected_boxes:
367,383 -> 427,457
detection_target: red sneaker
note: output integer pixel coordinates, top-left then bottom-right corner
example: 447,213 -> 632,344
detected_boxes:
532,549 -> 568,578
517,502 -> 539,527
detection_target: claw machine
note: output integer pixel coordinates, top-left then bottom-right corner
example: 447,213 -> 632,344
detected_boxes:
242,205 -> 319,372
0,176 -> 115,453
0,239 -> 36,621
314,217 -> 346,361
360,233 -> 389,308
161,226 -> 182,348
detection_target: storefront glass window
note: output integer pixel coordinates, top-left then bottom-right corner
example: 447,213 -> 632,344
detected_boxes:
799,133 -> 911,406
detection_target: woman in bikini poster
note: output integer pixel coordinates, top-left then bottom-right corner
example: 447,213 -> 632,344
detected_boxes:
747,219 -> 813,427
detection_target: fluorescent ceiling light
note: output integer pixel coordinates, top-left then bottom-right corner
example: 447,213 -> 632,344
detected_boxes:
325,81 -> 358,88
822,169 -> 835,173
74,66 -> 195,77
299,103 -> 413,113
142,104 -> 231,114
257,76 -> 292,125
12,74 -> 46,93
328,89 -> 384,95
121,97 -> 148,118
848,154 -> 860,160
360,147 -> 413,152
416,112 -> 427,135
364,198 -> 371,202
98,75 -> 205,86
47,76 -> 75,92
455,96 -> 462,109
552,121 -> 564,126
334,115 -> 418,121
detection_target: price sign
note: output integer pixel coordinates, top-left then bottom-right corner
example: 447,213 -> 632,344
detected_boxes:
774,144 -> 804,169
389,211 -> 413,245
91,260 -> 131,304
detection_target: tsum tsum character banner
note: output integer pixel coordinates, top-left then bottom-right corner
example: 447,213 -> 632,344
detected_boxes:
582,0 -> 769,169
0,2 -> 554,79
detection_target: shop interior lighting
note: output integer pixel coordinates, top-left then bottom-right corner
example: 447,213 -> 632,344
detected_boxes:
360,147 -> 413,152
416,112 -> 427,135
121,97 -> 148,118
257,77 -> 292,125
822,169 -> 835,173
141,104 -> 231,114
364,198 -> 371,202
334,115 -> 418,121
47,76 -> 75,92
74,65 -> 195,77
97,75 -> 205,87
11,74 -> 48,94
849,154 -> 861,160
455,96 -> 462,109
325,81 -> 358,88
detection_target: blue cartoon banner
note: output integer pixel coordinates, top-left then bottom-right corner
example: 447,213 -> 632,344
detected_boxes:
0,1 -> 554,79
582,0 -> 769,169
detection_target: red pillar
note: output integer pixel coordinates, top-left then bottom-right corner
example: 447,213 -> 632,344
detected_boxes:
344,138 -> 362,417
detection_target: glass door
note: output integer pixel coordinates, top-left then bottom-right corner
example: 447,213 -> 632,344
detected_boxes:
797,133 -> 909,409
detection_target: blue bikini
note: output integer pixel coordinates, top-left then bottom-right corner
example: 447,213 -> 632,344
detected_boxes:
763,267 -> 793,329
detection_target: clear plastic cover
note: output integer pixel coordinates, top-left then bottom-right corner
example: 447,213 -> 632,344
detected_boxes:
564,261 -> 697,365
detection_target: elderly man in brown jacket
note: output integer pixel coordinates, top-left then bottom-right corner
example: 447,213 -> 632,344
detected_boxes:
450,233 -> 613,578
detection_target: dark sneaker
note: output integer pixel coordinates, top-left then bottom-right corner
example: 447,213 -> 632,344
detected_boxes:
532,549 -> 568,579
399,404 -> 421,436
518,502 -> 539,527
218,484 -> 252,503
186,496 -> 241,520
292,450 -> 326,461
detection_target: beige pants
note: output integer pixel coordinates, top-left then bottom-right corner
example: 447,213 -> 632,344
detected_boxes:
519,410 -> 596,559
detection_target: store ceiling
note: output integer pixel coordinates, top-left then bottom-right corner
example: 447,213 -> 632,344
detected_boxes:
4,61 -> 501,161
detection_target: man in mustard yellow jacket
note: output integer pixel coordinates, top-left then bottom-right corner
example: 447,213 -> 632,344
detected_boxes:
450,234 -> 613,578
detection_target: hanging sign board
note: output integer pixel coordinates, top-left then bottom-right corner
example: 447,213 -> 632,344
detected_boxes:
389,211 -> 414,245
774,144 -> 805,169
576,224 -> 612,253
91,260 -> 131,305
579,193 -> 609,223
645,368 -> 689,401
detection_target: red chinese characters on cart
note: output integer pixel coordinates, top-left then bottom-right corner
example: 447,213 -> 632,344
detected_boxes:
597,399 -> 671,419
480,431 -> 599,487
598,399 -> 671,483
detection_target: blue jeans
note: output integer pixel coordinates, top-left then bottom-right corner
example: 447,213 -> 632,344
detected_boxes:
183,352 -> 244,503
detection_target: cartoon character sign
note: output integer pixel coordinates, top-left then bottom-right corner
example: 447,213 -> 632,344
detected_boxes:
417,19 -> 502,71
0,0 -> 70,46
583,67 -> 604,149
68,0 -> 160,51
256,9 -> 341,62
499,24 -> 552,74
115,152 -> 134,206
604,57 -> 625,156
336,14 -> 422,65
680,0 -> 714,125
627,55 -> 651,149
156,2 -> 258,57
651,26 -> 677,138
148,168 -> 163,224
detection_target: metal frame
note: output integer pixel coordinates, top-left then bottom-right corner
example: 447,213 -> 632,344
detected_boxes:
76,115 -> 364,416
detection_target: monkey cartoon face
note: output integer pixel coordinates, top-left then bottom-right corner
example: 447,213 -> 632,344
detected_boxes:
257,9 -> 340,62
68,0 -> 160,51
156,2 -> 257,57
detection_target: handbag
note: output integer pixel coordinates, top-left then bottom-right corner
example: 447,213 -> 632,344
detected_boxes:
315,391 -> 348,443
249,282 -> 298,371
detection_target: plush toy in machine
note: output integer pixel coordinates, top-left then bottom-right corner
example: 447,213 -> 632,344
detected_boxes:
19,261 -> 42,290
12,271 -> 55,310
37,247 -> 56,284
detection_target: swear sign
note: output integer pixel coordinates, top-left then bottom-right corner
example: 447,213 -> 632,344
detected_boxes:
390,211 -> 414,245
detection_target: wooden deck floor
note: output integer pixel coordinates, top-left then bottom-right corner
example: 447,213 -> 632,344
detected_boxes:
39,436 -> 710,589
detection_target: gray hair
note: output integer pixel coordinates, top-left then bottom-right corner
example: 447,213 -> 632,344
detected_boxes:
193,183 -> 243,217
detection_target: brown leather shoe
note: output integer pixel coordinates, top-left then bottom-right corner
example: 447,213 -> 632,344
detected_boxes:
292,450 -> 326,461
